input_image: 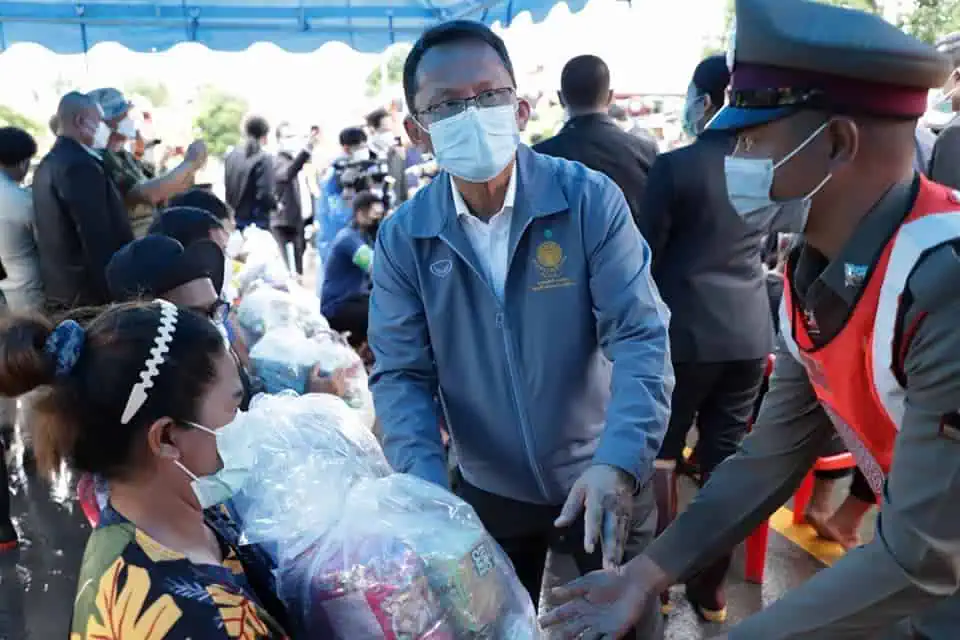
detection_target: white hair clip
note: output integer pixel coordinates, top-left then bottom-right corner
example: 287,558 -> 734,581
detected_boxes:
120,301 -> 179,426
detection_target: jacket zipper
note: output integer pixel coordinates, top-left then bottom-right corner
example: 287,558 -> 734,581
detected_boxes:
441,239 -> 551,500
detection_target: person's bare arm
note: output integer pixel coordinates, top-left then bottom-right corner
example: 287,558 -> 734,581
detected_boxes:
127,140 -> 207,204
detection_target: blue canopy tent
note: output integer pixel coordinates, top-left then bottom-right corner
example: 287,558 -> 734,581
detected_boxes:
0,0 -> 592,53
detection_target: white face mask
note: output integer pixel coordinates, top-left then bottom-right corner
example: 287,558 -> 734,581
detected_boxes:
116,116 -> 138,139
173,418 -> 250,509
426,104 -> 520,183
724,120 -> 833,234
92,120 -> 112,150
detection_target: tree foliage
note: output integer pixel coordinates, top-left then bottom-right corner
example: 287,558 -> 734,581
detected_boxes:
125,79 -> 171,108
901,0 -> 960,44
0,105 -> 44,138
192,88 -> 248,158
366,46 -> 410,98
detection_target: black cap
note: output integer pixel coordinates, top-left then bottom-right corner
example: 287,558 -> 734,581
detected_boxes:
148,206 -> 224,248
691,55 -> 730,98
106,235 -> 225,303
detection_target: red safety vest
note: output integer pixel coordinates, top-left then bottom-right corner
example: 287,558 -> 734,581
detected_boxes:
781,177 -> 960,495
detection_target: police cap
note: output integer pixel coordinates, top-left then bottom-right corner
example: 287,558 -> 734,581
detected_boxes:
709,0 -> 952,132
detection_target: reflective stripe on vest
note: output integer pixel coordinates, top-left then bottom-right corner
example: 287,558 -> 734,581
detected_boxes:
780,181 -> 960,494
872,210 -> 960,427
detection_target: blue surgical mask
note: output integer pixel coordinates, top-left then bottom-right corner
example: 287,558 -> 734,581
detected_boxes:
724,120 -> 833,234
174,419 -> 249,509
426,104 -> 520,183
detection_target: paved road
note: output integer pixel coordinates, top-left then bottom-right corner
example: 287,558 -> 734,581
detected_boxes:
0,464 -> 89,640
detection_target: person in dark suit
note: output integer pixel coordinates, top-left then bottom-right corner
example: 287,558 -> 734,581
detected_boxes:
224,115 -> 275,231
31,92 -> 135,313
640,55 -> 772,622
533,55 -> 658,228
271,123 -> 316,275
930,33 -> 960,188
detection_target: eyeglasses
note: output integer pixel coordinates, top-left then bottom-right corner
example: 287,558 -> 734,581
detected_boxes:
197,299 -> 230,325
416,88 -> 516,125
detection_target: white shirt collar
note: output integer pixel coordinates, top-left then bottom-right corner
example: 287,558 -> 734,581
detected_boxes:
449,161 -> 517,219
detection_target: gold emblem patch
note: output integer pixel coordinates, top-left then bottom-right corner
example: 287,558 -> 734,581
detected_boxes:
531,240 -> 575,292
536,241 -> 564,270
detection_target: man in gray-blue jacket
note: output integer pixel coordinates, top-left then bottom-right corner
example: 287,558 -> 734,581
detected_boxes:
368,21 -> 673,632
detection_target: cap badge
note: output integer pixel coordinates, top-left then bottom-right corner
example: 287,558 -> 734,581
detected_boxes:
843,263 -> 868,289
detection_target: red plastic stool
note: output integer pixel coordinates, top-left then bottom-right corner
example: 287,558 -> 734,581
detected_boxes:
742,452 -> 858,584
792,453 -> 858,525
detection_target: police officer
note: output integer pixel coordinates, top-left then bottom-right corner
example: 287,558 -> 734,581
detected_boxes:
541,0 -> 960,637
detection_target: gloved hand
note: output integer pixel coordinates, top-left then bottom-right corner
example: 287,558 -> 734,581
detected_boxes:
555,464 -> 634,568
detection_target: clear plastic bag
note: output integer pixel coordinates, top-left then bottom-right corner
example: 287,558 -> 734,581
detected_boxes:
226,394 -> 539,639
275,475 -> 539,639
229,392 -> 391,559
311,331 -> 375,428
237,284 -> 330,349
249,326 -> 324,395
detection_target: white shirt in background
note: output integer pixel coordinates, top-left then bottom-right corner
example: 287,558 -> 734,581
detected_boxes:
0,173 -> 43,312
449,162 -> 517,302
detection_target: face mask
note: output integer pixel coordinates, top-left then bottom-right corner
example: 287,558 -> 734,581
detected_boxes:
116,116 -> 138,139
427,104 -> 520,183
934,83 -> 960,112
92,120 -> 112,150
173,419 -> 250,509
724,120 -> 833,234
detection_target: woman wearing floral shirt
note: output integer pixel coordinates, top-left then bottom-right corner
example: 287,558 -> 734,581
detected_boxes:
0,300 -> 290,639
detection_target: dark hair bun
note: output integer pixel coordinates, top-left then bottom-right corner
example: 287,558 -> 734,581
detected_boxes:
0,314 -> 56,397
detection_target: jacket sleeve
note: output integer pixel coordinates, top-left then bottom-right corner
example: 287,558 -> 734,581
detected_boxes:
275,150 -> 311,184
585,175 -> 673,486
57,160 -> 126,301
252,155 -> 278,214
368,220 -> 446,487
929,127 -> 960,190
730,247 -> 960,639
647,333 -> 834,581
636,154 -> 674,264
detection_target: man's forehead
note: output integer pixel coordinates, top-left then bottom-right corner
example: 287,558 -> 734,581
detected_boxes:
415,41 -> 511,96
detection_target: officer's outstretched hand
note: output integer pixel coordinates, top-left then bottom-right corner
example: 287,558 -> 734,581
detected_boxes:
539,559 -> 652,639
555,464 -> 633,568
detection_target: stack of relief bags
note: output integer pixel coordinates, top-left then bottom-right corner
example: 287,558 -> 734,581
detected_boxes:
223,393 -> 538,639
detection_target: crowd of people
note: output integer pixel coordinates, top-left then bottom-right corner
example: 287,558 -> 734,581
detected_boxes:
3,0 -> 960,637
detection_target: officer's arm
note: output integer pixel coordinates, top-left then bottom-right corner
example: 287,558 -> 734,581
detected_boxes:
730,246 -> 960,639
367,217 -> 445,487
646,333 -> 835,583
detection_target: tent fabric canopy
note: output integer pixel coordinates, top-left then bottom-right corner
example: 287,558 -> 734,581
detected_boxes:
0,0 -> 590,53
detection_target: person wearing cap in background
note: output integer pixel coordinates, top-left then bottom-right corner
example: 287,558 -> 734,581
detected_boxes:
928,33 -> 960,189
543,0 -> 960,637
637,53 -> 773,623
534,54 -> 658,231
150,205 -> 230,253
88,88 -> 209,238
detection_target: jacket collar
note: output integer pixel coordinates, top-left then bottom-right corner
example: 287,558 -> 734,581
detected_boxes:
408,145 -> 569,239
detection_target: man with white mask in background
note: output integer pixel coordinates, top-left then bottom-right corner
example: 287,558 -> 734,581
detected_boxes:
32,92 -> 134,312
369,20 -> 673,638
88,88 -> 208,238
928,33 -> 960,188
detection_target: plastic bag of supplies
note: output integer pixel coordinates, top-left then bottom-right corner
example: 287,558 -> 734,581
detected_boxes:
222,394 -> 538,639
237,285 -> 329,349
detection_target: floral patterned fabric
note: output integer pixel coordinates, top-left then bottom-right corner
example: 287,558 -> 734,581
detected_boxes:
70,503 -> 290,640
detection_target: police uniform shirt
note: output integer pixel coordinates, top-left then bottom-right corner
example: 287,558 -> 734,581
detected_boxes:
788,177 -> 916,346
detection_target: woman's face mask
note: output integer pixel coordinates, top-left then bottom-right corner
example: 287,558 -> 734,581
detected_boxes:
723,120 -> 833,235
173,418 -> 250,509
